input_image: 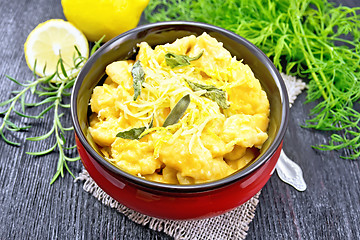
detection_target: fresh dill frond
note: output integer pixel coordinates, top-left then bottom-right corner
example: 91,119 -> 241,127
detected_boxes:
145,0 -> 360,159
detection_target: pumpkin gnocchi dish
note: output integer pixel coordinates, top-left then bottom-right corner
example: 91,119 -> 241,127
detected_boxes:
88,33 -> 270,184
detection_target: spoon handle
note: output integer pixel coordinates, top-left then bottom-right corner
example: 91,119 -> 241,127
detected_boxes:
275,150 -> 307,191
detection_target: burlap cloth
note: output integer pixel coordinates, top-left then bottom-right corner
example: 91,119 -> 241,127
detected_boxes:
75,73 -> 306,240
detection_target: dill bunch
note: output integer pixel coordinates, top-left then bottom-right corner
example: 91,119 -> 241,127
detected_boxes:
145,0 -> 360,159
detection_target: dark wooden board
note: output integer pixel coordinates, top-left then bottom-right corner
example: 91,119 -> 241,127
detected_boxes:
0,0 -> 359,239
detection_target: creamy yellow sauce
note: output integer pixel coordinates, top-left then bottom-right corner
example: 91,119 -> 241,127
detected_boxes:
88,33 -> 270,184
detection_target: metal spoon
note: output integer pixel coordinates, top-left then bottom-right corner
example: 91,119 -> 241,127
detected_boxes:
275,150 -> 307,191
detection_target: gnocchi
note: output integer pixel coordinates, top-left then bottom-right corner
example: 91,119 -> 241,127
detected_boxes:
88,33 -> 270,184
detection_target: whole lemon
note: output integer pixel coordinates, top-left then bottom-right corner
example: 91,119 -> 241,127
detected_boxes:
61,0 -> 149,42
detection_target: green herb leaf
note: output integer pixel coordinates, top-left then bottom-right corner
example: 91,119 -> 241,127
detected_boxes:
185,79 -> 229,109
6,75 -> 26,87
0,130 -> 20,146
26,143 -> 57,156
163,94 -> 191,127
165,51 -> 203,69
58,58 -> 68,78
116,115 -> 154,140
131,60 -> 145,101
116,126 -> 147,140
4,119 -> 31,131
90,35 -> 106,56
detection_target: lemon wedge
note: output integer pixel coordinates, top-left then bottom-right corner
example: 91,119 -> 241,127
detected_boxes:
24,19 -> 89,80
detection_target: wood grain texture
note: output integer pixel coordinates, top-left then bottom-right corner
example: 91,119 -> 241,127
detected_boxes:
0,0 -> 359,239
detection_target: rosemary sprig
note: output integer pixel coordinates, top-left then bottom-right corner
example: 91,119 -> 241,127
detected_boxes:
0,40 -> 103,183
145,0 -> 360,159
25,69 -> 80,184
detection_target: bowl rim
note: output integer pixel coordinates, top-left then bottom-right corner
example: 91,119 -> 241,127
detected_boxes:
71,21 -> 289,193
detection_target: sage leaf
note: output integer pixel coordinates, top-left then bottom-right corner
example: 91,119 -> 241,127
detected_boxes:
165,51 -> 203,69
116,126 -> 147,140
163,94 -> 190,127
185,79 -> 229,109
131,60 -> 145,101
116,115 -> 154,140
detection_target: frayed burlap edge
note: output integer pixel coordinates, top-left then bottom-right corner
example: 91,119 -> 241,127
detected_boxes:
280,73 -> 307,107
75,169 -> 260,240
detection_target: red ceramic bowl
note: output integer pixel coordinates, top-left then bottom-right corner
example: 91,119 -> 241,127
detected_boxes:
71,21 -> 289,220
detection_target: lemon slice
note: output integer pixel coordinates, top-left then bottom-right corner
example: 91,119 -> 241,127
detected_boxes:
24,19 -> 89,80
